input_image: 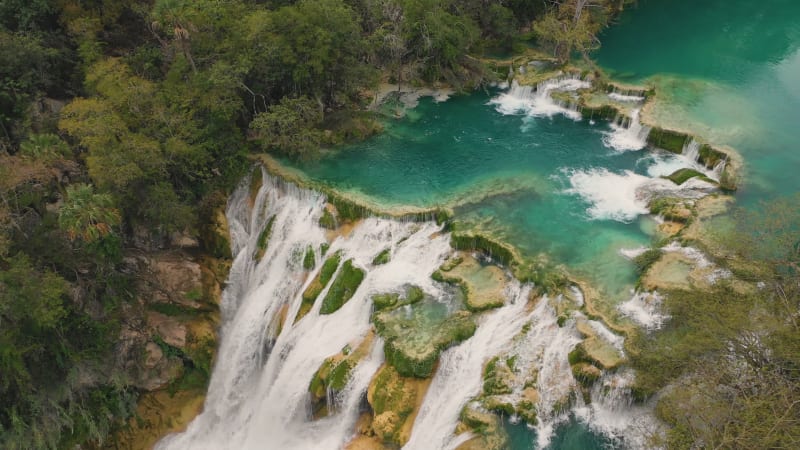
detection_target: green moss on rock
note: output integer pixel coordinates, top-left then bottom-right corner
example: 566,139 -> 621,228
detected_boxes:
319,208 -> 337,229
296,252 -> 342,322
303,245 -> 315,270
253,215 -> 276,261
372,248 -> 391,265
376,309 -> 476,378
319,259 -> 365,314
647,127 -> 689,154
665,168 -> 714,186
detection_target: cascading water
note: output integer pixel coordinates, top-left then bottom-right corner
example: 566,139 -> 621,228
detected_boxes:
603,108 -> 652,151
490,76 -> 590,120
573,371 -> 662,448
402,283 -> 529,450
156,169 -> 453,450
681,138 -> 727,181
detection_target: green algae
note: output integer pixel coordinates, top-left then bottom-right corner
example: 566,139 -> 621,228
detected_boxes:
375,304 -> 476,378
319,259 -> 365,314
253,215 -> 276,261
296,252 -> 342,322
665,168 -> 714,186
372,248 -> 391,265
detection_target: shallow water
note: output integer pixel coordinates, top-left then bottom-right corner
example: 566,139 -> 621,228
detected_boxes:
597,0 -> 800,207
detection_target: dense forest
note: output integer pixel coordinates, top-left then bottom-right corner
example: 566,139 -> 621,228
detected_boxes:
1,0 -> 797,449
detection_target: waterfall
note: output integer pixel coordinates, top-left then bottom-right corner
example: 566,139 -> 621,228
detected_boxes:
402,283 -> 539,450
619,291 -> 669,331
603,108 -> 652,151
682,139 -> 701,163
490,76 -> 590,120
156,169 -> 453,450
573,371 -> 662,448
681,139 -> 728,181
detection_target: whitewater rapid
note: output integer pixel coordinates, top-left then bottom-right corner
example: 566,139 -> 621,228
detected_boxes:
157,170 -> 453,450
157,168 -> 661,450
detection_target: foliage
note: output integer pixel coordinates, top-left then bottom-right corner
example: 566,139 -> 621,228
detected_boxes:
630,195 -> 800,447
59,184 -> 121,243
250,96 -> 325,160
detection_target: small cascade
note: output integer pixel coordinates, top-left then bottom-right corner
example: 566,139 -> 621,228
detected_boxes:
573,371 -> 662,448
680,138 -> 728,181
157,170 -> 453,450
490,75 -> 590,120
618,290 -> 669,330
603,108 -> 652,151
403,283 -> 537,450
682,139 -> 701,163
608,92 -> 645,102
528,303 -> 583,448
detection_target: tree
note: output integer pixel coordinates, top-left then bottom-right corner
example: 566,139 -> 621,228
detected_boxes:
533,0 -> 608,64
59,184 -> 121,243
250,96 -> 325,160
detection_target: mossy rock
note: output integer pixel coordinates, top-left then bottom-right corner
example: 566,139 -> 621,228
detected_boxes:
199,208 -> 232,260
664,168 -> 714,186
319,259 -> 365,314
580,104 -> 619,121
436,255 -> 506,312
571,362 -> 602,388
253,215 -> 276,261
248,167 -> 263,208
647,127 -> 689,154
482,357 -> 513,396
367,364 -> 430,446
633,248 -> 663,275
302,245 -> 315,270
296,252 -> 342,323
450,233 -> 516,266
648,197 -> 693,223
697,144 -> 728,169
309,333 -> 375,419
440,256 -> 464,272
372,248 -> 391,265
376,309 -> 476,378
456,405 -> 509,450
371,285 -> 425,312
573,335 -> 624,371
319,208 -> 337,229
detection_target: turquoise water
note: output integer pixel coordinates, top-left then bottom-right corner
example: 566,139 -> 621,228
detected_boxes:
505,417 -> 615,450
597,0 -> 800,206
284,0 -> 800,448
294,93 -> 667,300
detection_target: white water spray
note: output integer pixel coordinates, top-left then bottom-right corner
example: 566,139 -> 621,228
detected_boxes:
157,170 -> 453,450
490,76 -> 590,120
603,109 -> 652,152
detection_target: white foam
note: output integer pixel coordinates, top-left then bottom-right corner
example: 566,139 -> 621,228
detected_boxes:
603,109 -> 651,152
608,92 -> 645,102
619,291 -> 670,330
566,169 -> 651,222
619,246 -> 649,259
489,77 -> 590,121
573,371 -> 664,448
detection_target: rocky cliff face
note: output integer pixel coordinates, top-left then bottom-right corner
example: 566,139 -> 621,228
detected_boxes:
111,219 -> 231,448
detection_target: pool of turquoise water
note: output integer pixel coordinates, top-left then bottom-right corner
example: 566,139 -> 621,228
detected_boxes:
292,93 -> 660,300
